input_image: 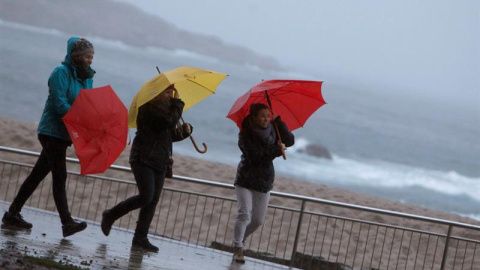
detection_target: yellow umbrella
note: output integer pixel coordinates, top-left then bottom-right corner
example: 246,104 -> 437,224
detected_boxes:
128,66 -> 228,153
128,66 -> 227,127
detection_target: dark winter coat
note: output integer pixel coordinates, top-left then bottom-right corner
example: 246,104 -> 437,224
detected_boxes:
234,116 -> 294,193
129,98 -> 190,172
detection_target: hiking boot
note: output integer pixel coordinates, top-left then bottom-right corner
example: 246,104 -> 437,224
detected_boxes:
132,237 -> 159,252
101,210 -> 114,236
233,247 -> 245,264
62,220 -> 87,237
2,211 -> 33,229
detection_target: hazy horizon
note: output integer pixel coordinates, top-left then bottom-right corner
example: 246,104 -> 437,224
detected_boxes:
117,0 -> 479,110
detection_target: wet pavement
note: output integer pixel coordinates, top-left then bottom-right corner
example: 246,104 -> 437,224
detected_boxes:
0,201 -> 298,270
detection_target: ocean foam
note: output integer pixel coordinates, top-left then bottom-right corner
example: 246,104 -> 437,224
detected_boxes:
277,139 -> 480,203
0,19 -> 64,37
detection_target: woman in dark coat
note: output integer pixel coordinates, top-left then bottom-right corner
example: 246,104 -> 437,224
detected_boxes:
101,85 -> 192,252
232,103 -> 294,263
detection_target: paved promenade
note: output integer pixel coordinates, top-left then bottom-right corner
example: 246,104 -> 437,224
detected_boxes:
0,201 -> 298,270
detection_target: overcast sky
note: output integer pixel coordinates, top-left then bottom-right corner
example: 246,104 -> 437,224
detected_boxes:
118,0 -> 479,107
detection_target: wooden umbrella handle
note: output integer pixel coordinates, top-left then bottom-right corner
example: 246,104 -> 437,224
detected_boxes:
264,91 -> 286,160
190,136 -> 208,153
180,116 -> 207,154
272,121 -> 286,160
157,66 -> 207,154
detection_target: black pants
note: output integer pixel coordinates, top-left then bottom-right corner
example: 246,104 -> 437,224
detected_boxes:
108,161 -> 165,239
9,135 -> 73,225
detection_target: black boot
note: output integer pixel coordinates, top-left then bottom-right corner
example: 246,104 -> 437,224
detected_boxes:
62,220 -> 87,237
2,211 -> 32,229
101,210 -> 114,236
132,237 -> 159,252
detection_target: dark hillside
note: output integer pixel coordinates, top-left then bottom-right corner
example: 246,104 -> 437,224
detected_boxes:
0,0 -> 283,70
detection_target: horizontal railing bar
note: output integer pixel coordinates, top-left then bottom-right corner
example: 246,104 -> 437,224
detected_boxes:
449,236 -> 480,244
267,192 -> 480,231
0,160 -> 35,168
2,146 -> 480,232
163,189 -> 236,202
303,210 -> 451,238
0,146 -> 132,172
0,159 -> 137,185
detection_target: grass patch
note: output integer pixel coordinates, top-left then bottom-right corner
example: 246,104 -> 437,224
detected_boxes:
24,256 -> 85,270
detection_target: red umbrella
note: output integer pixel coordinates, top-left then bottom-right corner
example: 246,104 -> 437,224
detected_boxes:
63,85 -> 128,175
227,80 -> 325,159
226,80 -> 325,131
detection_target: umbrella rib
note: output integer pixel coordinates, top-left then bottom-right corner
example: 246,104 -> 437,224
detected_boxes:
186,78 -> 217,95
271,88 -> 320,99
251,93 -> 265,103
251,90 -> 305,128
107,122 -> 128,142
269,88 -> 323,128
270,95 -> 305,128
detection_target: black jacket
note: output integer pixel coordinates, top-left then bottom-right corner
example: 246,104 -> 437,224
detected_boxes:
234,116 -> 294,193
129,98 -> 190,171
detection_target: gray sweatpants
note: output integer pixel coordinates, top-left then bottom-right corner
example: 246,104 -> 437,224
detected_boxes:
233,185 -> 270,248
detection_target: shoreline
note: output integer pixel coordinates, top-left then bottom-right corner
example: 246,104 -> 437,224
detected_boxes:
1,116 -> 479,229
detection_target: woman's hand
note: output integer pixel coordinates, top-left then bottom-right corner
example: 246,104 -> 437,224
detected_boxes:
183,123 -> 193,134
173,88 -> 179,99
271,111 -> 279,120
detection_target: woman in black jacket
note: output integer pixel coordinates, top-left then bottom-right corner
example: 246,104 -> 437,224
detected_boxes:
101,85 -> 192,252
232,103 -> 294,263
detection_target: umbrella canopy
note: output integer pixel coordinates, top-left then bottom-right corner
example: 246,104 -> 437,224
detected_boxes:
226,80 -> 325,131
63,85 -> 128,175
128,66 -> 227,128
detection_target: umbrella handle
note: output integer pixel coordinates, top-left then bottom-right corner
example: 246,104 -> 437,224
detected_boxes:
180,116 -> 208,154
157,66 -> 207,154
264,91 -> 286,160
272,121 -> 286,160
189,136 -> 208,153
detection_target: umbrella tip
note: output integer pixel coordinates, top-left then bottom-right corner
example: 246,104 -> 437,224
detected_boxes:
156,66 -> 161,74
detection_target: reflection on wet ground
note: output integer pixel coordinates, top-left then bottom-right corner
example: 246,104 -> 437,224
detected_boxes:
0,201 -> 297,269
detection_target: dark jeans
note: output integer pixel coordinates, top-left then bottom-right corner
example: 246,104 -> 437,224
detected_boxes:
108,161 -> 165,239
9,135 -> 73,225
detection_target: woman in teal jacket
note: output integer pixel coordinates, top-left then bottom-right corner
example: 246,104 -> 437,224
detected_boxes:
2,37 -> 95,238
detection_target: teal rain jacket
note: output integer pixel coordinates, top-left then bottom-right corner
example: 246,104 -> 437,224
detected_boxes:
37,37 -> 95,142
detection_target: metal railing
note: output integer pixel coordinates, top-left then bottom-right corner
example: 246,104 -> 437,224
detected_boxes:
1,146 -> 479,270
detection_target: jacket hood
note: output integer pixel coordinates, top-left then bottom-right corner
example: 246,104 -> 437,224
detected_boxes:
61,36 -> 96,80
62,36 -> 80,66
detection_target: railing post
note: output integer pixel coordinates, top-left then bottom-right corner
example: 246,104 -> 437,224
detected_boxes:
440,225 -> 453,270
290,199 -> 306,267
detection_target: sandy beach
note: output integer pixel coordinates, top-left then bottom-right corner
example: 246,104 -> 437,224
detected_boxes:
1,117 -> 479,269
1,116 -> 478,223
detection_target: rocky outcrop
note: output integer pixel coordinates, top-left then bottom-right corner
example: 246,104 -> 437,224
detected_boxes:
298,143 -> 333,160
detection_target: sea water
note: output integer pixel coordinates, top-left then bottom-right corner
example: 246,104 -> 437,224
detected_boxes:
1,20 -> 479,220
